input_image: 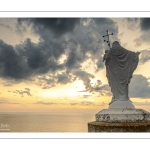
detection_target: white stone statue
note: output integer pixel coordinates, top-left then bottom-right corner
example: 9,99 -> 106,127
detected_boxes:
104,41 -> 140,108
96,40 -> 150,123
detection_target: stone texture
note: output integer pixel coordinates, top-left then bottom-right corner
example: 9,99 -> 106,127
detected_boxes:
88,121 -> 150,132
88,103 -> 150,132
88,107 -> 150,132
96,108 -> 150,122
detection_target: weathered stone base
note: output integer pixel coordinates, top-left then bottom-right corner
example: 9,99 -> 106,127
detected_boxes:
88,121 -> 150,132
96,108 -> 150,122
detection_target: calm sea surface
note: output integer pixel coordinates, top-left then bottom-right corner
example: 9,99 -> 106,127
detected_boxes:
0,113 -> 95,132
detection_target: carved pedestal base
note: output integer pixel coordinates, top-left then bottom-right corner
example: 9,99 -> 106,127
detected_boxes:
88,121 -> 150,132
88,107 -> 150,132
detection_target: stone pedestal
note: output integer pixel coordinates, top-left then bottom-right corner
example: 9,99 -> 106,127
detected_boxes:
96,108 -> 150,122
88,100 -> 150,132
88,121 -> 150,132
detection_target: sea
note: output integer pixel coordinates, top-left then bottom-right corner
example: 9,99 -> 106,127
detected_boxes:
0,112 -> 95,132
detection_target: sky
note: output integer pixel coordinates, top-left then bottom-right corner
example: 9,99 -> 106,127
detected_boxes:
0,18 -> 150,114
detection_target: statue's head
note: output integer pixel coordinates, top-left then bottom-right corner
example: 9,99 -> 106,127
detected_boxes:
111,41 -> 124,55
112,41 -> 120,47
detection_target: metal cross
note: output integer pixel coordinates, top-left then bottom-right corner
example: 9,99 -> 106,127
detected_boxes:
103,30 -> 113,50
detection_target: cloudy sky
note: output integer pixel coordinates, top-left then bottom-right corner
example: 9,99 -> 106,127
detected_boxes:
0,18 -> 150,114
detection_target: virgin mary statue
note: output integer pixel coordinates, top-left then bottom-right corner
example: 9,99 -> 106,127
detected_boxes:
105,41 -> 140,105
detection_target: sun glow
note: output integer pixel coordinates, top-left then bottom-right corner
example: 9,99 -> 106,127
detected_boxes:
38,80 -> 90,98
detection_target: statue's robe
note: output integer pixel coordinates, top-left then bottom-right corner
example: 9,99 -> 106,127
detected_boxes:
105,45 -> 139,102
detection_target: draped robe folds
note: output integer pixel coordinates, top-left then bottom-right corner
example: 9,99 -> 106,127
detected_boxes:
105,45 -> 139,102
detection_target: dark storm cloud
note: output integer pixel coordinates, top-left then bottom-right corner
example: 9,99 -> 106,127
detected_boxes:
65,49 -> 83,71
134,18 -> 150,46
0,40 -> 29,79
93,18 -> 118,35
17,18 -> 119,72
16,38 -> 65,73
140,18 -> 150,31
57,72 -> 72,84
0,37 -> 66,80
0,18 -> 119,93
17,18 -> 80,37
67,18 -> 119,71
27,47 -> 48,69
0,39 -> 33,79
129,74 -> 150,98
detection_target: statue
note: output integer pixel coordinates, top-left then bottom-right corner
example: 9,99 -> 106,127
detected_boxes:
102,30 -> 140,108
104,41 -> 140,104
89,30 -> 150,125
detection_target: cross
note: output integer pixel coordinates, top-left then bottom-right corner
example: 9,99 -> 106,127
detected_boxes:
103,30 -> 113,50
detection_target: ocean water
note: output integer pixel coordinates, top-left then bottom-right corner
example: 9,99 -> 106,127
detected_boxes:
0,113 -> 95,132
